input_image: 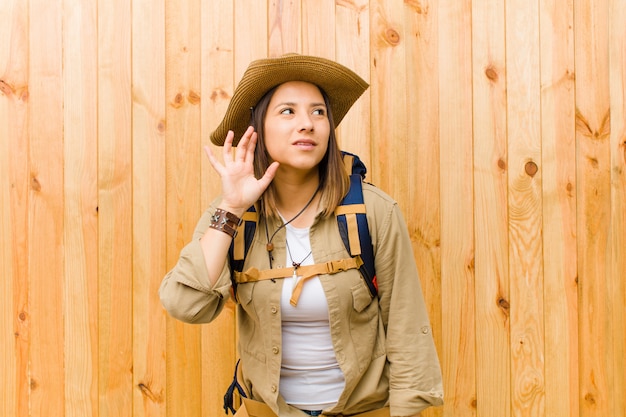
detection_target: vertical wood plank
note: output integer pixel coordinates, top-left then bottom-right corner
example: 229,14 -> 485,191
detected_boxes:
471,0 -> 510,415
165,0 -> 203,415
268,0 -> 301,55
608,0 -> 626,414
63,0 -> 99,415
574,0 -> 611,415
200,1 -> 237,415
98,0 -> 134,415
132,0 -> 167,415
437,1 -> 476,415
539,1 -> 578,416
0,1 -> 30,416
505,1 -> 545,416
369,0 -> 407,194
28,0 -> 65,415
234,0 -> 268,79
302,0 -> 335,59
403,3 -> 441,415
335,0 -> 369,163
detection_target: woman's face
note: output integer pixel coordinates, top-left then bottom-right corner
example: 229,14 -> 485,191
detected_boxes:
263,81 -> 330,173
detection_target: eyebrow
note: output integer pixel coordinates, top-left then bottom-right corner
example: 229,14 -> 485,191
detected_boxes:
273,101 -> 327,110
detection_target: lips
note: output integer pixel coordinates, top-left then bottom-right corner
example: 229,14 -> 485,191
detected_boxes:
292,139 -> 316,147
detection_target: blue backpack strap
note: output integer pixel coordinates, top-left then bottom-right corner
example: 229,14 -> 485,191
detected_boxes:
337,151 -> 378,298
229,205 -> 258,296
223,359 -> 247,414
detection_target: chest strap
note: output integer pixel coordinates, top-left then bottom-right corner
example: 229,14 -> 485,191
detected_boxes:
233,256 -> 363,306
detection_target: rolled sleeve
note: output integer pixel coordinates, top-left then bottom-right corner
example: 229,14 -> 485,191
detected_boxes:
159,207 -> 233,323
370,191 -> 444,415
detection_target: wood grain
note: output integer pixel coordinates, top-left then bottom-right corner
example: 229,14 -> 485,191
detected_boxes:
303,0 -> 335,58
404,3 -> 441,415
369,0 -> 406,195
165,0 -> 203,415
608,2 -> 626,415
269,0 -> 301,55
28,0 -> 65,415
336,0 -> 370,164
132,0 -> 167,415
97,0 -> 134,415
438,1 -> 476,415
201,1 -> 237,414
0,1 -> 29,416
506,1 -> 545,415
575,1 -> 612,416
63,0 -> 99,415
539,1 -> 579,416
472,0 -> 510,415
234,0 -> 267,80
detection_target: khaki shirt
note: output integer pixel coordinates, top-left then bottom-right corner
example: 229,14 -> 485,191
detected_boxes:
160,183 -> 443,416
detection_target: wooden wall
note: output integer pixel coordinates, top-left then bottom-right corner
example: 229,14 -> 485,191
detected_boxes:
1,0 -> 624,416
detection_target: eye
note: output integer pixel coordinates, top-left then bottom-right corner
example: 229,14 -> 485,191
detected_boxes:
279,107 -> 294,115
312,108 -> 326,116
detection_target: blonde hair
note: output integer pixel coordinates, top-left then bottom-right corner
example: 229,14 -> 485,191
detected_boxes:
250,84 -> 350,220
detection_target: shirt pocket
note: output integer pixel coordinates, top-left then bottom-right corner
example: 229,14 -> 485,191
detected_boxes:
236,281 -> 254,306
351,280 -> 374,313
350,280 -> 384,367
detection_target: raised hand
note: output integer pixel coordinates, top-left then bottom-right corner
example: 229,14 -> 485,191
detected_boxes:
204,126 -> 279,215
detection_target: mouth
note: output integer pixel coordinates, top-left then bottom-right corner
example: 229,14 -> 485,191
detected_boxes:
292,139 -> 317,148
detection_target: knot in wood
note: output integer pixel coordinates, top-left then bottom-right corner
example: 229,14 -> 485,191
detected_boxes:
485,66 -> 499,82
0,79 -> 14,96
525,161 -> 538,177
188,90 -> 201,105
584,392 -> 596,405
172,92 -> 184,108
157,120 -> 166,133
31,176 -> 42,192
384,28 -> 401,45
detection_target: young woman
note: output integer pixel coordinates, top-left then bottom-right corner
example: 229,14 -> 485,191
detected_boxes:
160,54 -> 443,417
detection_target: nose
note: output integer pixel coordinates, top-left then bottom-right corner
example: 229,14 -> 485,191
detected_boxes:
298,113 -> 314,132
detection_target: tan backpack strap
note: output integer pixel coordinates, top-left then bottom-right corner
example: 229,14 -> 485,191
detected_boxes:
335,204 -> 366,256
233,210 -> 258,261
342,153 -> 355,175
234,257 -> 364,306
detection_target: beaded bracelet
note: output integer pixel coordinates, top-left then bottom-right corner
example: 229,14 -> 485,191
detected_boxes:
209,208 -> 242,238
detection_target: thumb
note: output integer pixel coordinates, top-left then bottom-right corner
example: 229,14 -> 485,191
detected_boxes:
257,161 -> 280,191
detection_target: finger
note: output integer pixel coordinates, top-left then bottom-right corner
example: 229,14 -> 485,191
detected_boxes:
236,126 -> 255,161
204,145 -> 225,175
256,161 -> 280,190
222,130 -> 235,162
245,131 -> 258,162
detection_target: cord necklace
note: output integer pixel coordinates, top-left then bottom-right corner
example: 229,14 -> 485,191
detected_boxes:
285,239 -> 313,280
264,185 -> 320,268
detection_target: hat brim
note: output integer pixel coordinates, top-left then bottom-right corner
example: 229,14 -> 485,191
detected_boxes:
210,54 -> 369,146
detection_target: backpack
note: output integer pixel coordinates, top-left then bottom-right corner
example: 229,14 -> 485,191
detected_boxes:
223,151 -> 378,414
227,151 -> 377,301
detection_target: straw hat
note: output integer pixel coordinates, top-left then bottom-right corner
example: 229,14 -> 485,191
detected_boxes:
210,53 -> 369,146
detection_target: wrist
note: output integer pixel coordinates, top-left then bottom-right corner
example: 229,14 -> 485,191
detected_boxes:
209,208 -> 243,238
216,203 -> 247,218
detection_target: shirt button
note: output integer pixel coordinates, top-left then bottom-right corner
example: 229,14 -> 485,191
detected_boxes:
272,346 -> 280,354
271,384 -> 277,393
271,305 -> 278,314
421,326 -> 430,334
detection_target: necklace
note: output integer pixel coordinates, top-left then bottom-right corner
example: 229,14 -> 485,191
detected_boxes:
264,185 -> 320,268
285,239 -> 312,280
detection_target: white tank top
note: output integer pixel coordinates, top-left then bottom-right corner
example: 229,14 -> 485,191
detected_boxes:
279,222 -> 345,410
